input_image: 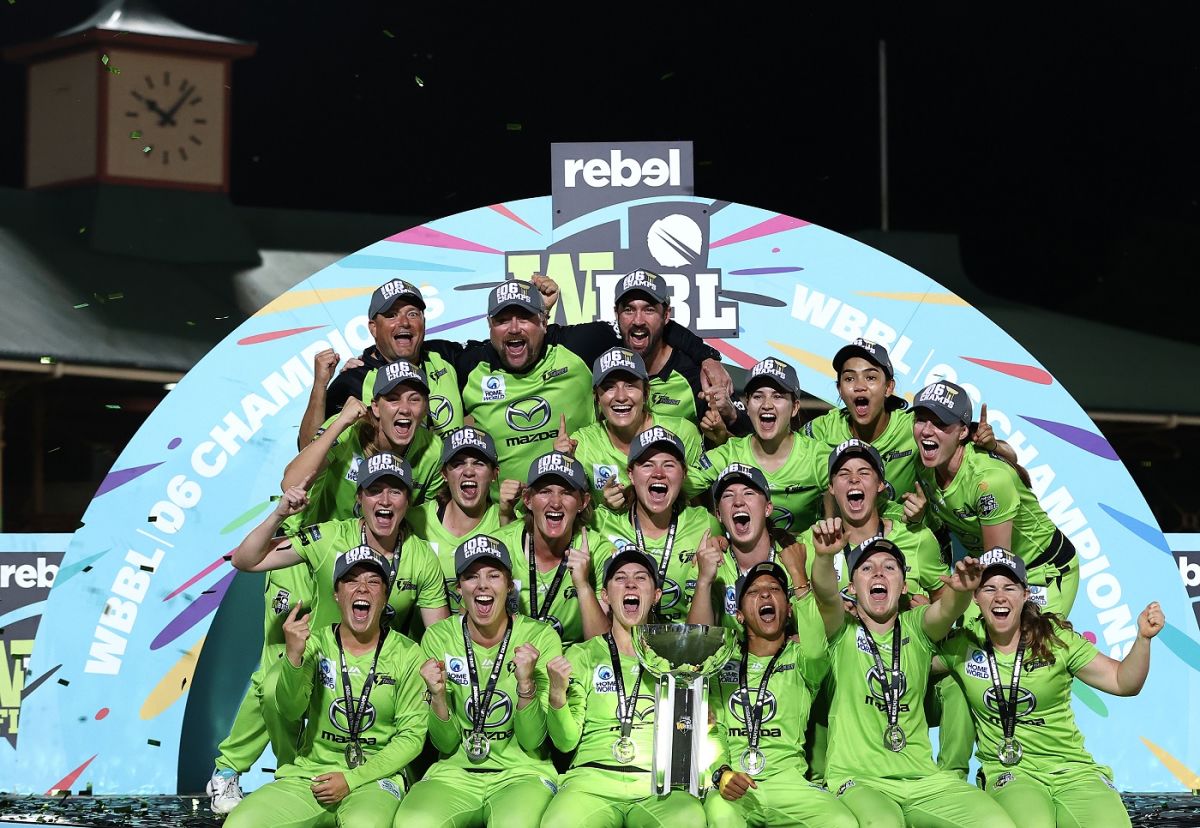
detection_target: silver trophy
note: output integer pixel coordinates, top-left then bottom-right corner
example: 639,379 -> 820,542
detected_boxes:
632,623 -> 737,796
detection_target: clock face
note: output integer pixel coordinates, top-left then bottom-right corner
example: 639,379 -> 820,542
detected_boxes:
103,49 -> 226,187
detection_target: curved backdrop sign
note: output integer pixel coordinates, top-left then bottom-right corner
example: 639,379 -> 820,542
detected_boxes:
6,187 -> 1198,794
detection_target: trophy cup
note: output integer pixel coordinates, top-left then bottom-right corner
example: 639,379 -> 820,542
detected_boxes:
632,623 -> 737,796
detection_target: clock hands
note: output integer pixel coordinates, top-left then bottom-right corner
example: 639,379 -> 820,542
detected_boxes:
159,83 -> 196,128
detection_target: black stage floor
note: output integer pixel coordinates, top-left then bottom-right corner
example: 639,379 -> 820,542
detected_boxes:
0,794 -> 1197,826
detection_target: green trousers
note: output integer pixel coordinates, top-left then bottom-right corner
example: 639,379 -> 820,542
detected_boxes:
837,769 -> 1016,828
395,764 -> 557,828
979,763 -> 1130,828
705,777 -> 856,828
225,775 -> 403,828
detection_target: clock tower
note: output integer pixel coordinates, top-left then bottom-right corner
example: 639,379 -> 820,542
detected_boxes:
3,0 -> 255,192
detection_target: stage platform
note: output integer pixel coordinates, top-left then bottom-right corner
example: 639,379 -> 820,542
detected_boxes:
0,794 -> 1197,826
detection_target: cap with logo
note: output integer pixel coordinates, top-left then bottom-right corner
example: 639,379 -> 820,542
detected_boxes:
527,451 -> 588,492
828,438 -> 886,478
614,269 -> 670,306
832,338 -> 895,379
454,534 -> 513,576
913,380 -> 972,426
627,425 -> 687,464
711,461 -> 769,500
846,536 -> 907,575
735,560 -> 790,608
440,426 -> 499,466
368,278 -> 425,317
592,347 -> 649,387
355,453 -> 413,491
488,280 -> 546,317
602,546 -> 660,585
333,545 -> 392,586
979,547 -> 1028,586
743,357 -> 802,396
373,359 -> 430,399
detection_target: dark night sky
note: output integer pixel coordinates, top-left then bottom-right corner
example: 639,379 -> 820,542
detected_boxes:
2,2 -> 1198,342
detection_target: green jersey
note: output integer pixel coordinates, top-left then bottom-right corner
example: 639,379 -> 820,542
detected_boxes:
709,592 -> 829,780
938,624 -> 1104,777
572,414 -> 709,507
591,505 -> 722,622
420,614 -> 562,773
358,351 -> 464,436
916,444 -> 1057,566
406,501 -> 503,613
800,503 -> 949,599
803,408 -> 919,501
547,635 -> 658,766
695,435 -> 826,534
825,605 -> 938,786
266,624 -> 426,790
289,518 -> 447,633
492,521 -> 612,645
262,565 -> 316,649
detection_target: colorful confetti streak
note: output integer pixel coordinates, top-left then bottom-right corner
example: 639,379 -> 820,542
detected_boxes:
162,553 -> 232,602
489,203 -> 540,234
46,754 -> 97,794
1096,503 -> 1171,554
254,288 -> 373,316
710,215 -> 809,249
707,339 -> 758,370
1072,678 -> 1109,717
20,664 -> 61,700
428,314 -> 487,335
237,325 -> 324,345
386,226 -> 502,254
961,356 -> 1054,385
768,341 -> 837,379
140,636 -> 204,720
150,570 -> 236,650
1158,623 -> 1200,672
337,255 -> 477,273
1020,415 -> 1120,461
55,549 -> 113,587
728,266 -> 804,276
95,462 -> 163,497
719,289 -> 788,308
1140,737 -> 1200,789
854,290 -> 970,306
219,500 -> 272,535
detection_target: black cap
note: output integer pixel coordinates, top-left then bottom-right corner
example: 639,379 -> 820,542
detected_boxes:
913,381 -> 972,426
527,451 -> 588,491
627,425 -> 688,464
333,545 -> 391,586
368,279 -> 426,317
603,546 -> 660,585
355,453 -> 413,491
846,536 -> 907,575
373,360 -> 429,399
440,426 -> 499,466
454,534 -> 513,576
488,280 -> 545,316
833,338 -> 895,379
735,561 -> 790,607
744,357 -> 802,396
711,462 -> 769,500
614,269 -> 670,305
828,438 -> 885,478
592,347 -> 649,387
979,547 -> 1028,586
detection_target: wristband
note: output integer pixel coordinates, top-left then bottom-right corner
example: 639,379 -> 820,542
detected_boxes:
711,764 -> 733,790
516,682 -> 537,699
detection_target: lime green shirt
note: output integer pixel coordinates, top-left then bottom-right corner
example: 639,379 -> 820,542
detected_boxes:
360,351 -> 464,436
572,414 -> 708,508
695,435 -> 826,534
803,408 -> 919,501
407,501 -> 503,613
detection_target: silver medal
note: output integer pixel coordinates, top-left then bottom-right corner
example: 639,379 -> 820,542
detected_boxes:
345,742 -> 365,768
612,736 -> 637,765
740,747 -> 767,774
464,731 -> 491,763
883,724 -> 907,752
998,737 -> 1022,766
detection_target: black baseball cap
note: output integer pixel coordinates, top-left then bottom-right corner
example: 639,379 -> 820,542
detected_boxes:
913,381 -> 972,426
454,534 -> 513,576
527,451 -> 588,492
833,338 -> 895,379
488,280 -> 545,316
614,269 -> 670,305
735,561 -> 790,607
603,546 -> 660,585
440,426 -> 499,466
711,462 -> 770,500
333,545 -> 391,586
828,438 -> 885,478
979,547 -> 1028,586
368,279 -> 425,317
355,453 -> 413,491
373,360 -> 429,399
744,357 -> 802,396
592,347 -> 649,387
846,536 -> 907,575
627,425 -> 688,464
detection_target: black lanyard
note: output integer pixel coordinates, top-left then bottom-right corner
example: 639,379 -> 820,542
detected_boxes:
858,618 -> 903,732
605,633 -> 644,739
360,522 -> 402,587
985,636 -> 1026,743
739,641 -> 785,756
460,615 -> 513,736
335,624 -> 387,748
525,529 -> 569,621
631,501 -> 677,588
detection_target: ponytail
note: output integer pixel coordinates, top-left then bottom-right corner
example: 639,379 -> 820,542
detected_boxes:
1020,601 -> 1073,665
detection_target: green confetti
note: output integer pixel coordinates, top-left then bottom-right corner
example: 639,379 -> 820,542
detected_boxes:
660,71 -> 676,81
105,404 -> 121,410
382,28 -> 394,38
101,54 -> 109,65
415,75 -> 424,87
78,226 -> 86,234
186,320 -> 196,326
107,291 -> 124,300
73,302 -> 89,309
506,123 -> 522,131
39,355 -> 56,365
142,145 -> 152,153
130,130 -> 141,139
109,66 -> 121,75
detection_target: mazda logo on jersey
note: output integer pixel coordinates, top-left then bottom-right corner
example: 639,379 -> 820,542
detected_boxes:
727,687 -> 778,724
983,685 -> 1037,718
658,577 -> 682,609
626,693 -> 657,722
328,696 -> 377,734
465,690 -> 514,728
429,395 -> 454,429
770,507 -> 793,531
866,664 -> 908,705
506,397 -> 552,432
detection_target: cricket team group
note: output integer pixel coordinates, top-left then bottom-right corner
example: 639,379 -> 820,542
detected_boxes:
204,270 -> 1163,827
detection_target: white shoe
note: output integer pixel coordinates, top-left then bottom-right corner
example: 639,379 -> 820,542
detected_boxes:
207,768 -> 244,815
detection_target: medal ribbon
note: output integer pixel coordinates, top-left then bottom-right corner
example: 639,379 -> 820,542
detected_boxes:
984,636 -> 1026,744
360,521 -> 403,592
632,501 -> 677,589
604,633 -> 644,739
335,624 -> 387,756
857,618 -> 903,736
525,529 -> 570,622
460,615 -> 514,738
738,640 -> 785,757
